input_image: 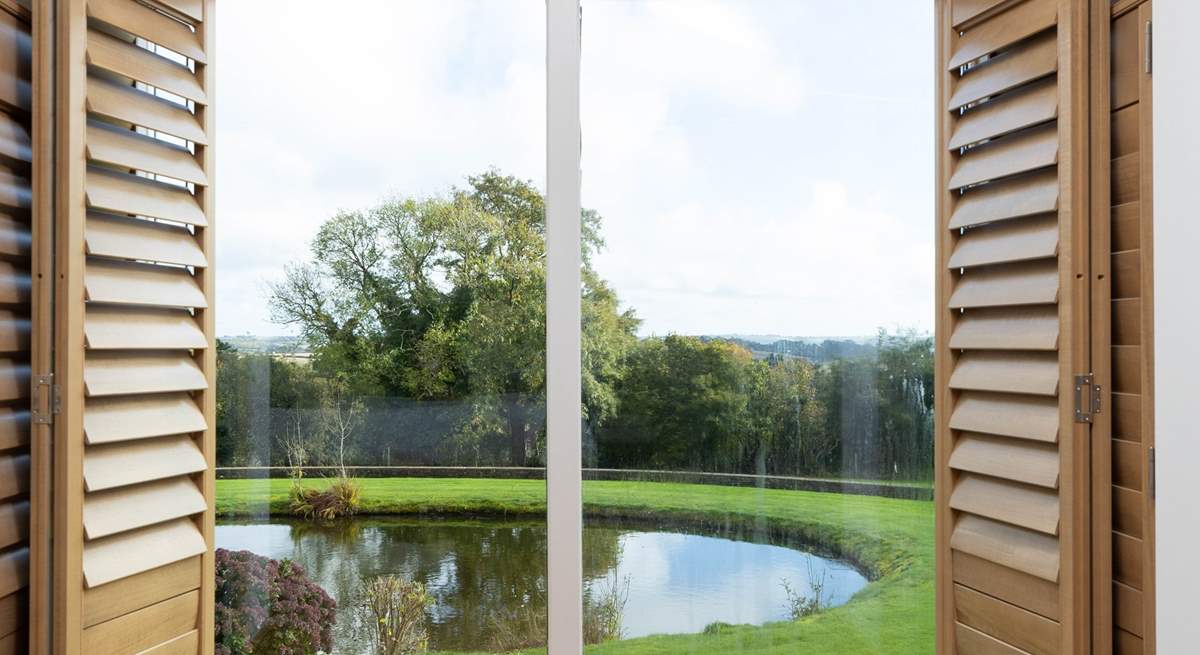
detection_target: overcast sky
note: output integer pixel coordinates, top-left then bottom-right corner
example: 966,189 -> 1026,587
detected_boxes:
215,1 -> 934,339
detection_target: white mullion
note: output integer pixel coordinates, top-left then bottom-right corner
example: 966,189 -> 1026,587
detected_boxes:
545,0 -> 583,652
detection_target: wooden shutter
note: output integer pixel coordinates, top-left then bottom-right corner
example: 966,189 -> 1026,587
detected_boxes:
54,1 -> 213,653
0,2 -> 33,653
936,1 -> 1092,653
1092,1 -> 1155,653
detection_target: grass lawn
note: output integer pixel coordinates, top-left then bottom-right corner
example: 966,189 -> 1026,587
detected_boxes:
216,478 -> 934,655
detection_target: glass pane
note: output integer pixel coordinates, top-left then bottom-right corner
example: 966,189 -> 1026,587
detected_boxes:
580,1 -> 935,652
214,3 -> 547,653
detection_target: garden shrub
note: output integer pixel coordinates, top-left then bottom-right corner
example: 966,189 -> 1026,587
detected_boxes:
583,575 -> 629,644
215,548 -> 337,655
781,561 -> 829,620
359,575 -> 431,655
290,477 -> 362,520
487,577 -> 629,652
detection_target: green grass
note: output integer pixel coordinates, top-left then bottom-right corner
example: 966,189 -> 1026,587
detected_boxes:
216,478 -> 934,655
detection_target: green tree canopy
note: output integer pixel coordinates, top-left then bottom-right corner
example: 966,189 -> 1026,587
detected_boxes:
269,171 -> 638,465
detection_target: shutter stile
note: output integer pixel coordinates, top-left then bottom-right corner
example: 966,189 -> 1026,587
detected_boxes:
56,1 -> 215,651
938,0 -> 1089,652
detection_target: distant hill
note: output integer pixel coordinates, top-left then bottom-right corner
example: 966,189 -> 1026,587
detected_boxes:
700,335 -> 878,363
220,333 -> 898,364
715,333 -> 875,346
219,335 -> 308,355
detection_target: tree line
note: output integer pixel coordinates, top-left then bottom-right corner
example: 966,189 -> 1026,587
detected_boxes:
216,172 -> 933,480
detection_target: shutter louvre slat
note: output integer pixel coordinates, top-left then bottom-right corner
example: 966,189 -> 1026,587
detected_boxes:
84,435 -> 206,491
953,0 -> 1016,29
0,214 -> 33,259
948,215 -> 1058,269
84,351 -> 207,397
0,309 -> 31,354
83,477 -> 206,539
157,0 -> 202,23
951,433 -> 1060,488
85,259 -> 206,309
948,30 -> 1057,111
949,351 -> 1059,396
948,123 -> 1058,191
946,0 -> 1056,70
86,212 -> 207,268
86,305 -> 205,350
87,76 -> 207,145
951,473 -> 1061,534
950,306 -> 1060,350
86,123 -> 207,186
84,393 -> 206,445
86,29 -> 206,104
0,500 -> 29,551
951,514 -> 1060,582
0,408 -> 30,451
948,169 -> 1058,230
949,259 -> 1059,309
0,453 -> 27,502
85,167 -> 206,227
82,519 -> 206,588
0,548 -> 28,600
88,0 -> 206,63
0,260 -> 31,305
950,392 -> 1060,443
949,76 -> 1058,150
0,358 -> 29,403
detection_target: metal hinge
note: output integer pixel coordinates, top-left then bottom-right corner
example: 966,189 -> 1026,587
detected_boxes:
31,374 -> 60,425
1073,373 -> 1101,423
1145,20 -> 1153,74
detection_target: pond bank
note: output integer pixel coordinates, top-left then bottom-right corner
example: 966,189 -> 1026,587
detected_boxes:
214,478 -> 935,655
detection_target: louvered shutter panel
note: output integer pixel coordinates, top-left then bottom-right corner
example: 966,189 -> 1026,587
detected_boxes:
55,1 -> 213,653
0,3 -> 31,654
1097,2 -> 1154,652
937,1 -> 1091,653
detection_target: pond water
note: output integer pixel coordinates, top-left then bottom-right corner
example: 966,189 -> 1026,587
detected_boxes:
216,518 -> 868,652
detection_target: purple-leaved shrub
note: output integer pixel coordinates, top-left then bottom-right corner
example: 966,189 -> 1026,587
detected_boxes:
215,548 -> 337,655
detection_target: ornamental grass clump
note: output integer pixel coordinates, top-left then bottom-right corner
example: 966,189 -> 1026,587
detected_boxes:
214,548 -> 337,655
359,575 -> 431,655
290,476 -> 362,521
584,575 -> 630,644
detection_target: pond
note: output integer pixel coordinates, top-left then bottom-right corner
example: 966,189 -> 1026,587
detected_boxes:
216,518 -> 868,652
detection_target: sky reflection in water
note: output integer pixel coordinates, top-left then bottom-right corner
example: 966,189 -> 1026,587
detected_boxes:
216,518 -> 867,652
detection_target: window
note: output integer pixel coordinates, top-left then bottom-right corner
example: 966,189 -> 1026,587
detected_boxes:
579,1 -> 934,650
213,3 -> 549,653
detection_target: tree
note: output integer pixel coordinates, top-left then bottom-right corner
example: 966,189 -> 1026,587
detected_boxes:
598,336 -> 751,472
269,171 -> 636,467
318,377 -> 365,477
744,357 -> 818,478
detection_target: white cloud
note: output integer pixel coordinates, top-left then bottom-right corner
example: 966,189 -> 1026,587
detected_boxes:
215,0 -> 934,339
215,1 -> 545,335
580,0 -> 934,337
593,180 -> 932,336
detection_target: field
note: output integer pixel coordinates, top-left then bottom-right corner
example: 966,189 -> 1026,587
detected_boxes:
215,478 -> 935,654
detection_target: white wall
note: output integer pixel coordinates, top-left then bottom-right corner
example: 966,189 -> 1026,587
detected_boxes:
1154,1 -> 1200,650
